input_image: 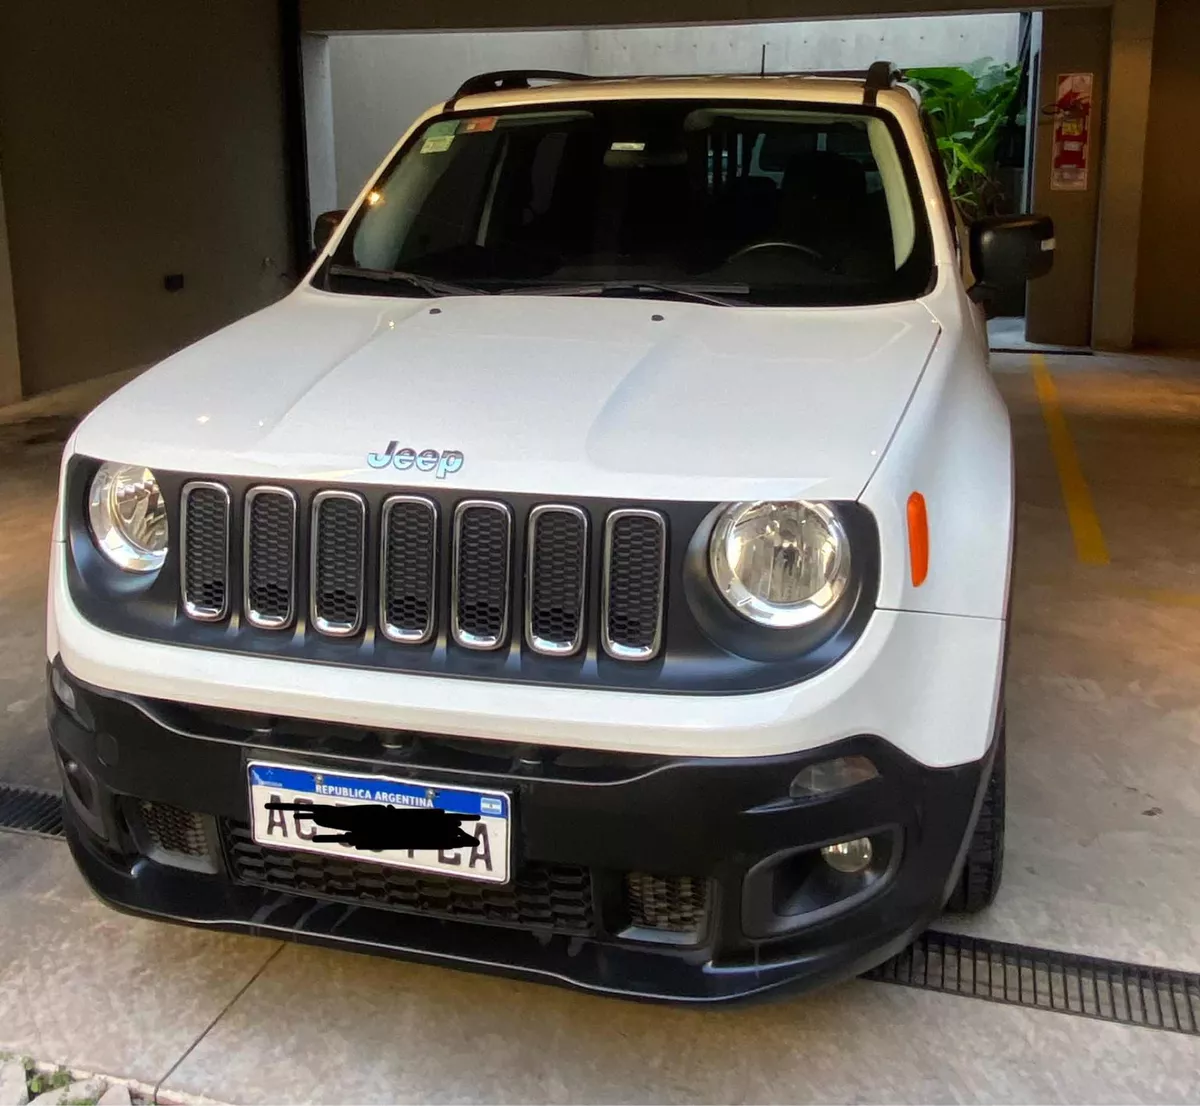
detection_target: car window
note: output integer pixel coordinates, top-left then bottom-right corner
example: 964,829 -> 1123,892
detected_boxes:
330,99 -> 934,307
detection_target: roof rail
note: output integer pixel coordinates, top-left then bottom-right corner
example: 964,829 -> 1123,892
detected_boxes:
863,60 -> 902,105
447,69 -> 590,110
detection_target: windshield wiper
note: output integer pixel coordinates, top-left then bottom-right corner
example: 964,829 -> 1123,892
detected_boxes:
327,264 -> 486,298
500,280 -> 749,307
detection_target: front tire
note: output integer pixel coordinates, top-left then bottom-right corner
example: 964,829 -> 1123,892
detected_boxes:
944,719 -> 1006,914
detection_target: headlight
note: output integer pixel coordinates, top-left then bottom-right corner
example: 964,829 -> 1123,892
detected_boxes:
708,500 -> 850,628
87,462 -> 169,572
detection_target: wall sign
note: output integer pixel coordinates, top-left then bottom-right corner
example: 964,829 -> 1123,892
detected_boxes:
1049,72 -> 1093,192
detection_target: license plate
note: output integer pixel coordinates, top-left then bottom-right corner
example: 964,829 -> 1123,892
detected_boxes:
247,761 -> 511,884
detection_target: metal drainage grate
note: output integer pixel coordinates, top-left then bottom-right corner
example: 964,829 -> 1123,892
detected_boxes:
0,784 -> 65,838
866,930 -> 1200,1036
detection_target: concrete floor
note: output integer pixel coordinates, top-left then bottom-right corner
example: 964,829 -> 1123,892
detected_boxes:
1,352 -> 1199,1101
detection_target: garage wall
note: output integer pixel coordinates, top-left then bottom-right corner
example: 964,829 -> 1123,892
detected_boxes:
0,0 -> 294,397
329,31 -> 588,206
327,15 -> 1020,207
583,15 -> 1020,76
1135,0 -> 1200,350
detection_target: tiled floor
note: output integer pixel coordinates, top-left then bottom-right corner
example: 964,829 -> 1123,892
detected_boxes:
2,353 -> 1199,1102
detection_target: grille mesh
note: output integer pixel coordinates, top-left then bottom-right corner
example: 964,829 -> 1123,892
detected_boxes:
181,484 -> 229,620
604,512 -> 666,659
224,823 -> 594,934
139,801 -> 209,857
454,503 -> 511,648
312,494 -> 365,634
381,497 -> 437,642
624,872 -> 708,937
178,484 -> 669,663
527,508 -> 587,654
245,490 -> 296,628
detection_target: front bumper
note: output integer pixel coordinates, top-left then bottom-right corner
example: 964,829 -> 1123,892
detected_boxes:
50,669 -> 996,1002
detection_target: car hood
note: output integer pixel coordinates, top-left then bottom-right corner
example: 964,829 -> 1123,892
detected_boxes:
75,288 -> 940,501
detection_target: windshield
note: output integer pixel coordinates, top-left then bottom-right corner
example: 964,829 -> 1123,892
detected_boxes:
321,99 -> 934,307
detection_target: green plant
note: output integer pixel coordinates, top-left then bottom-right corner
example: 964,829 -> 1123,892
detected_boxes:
28,1067 -> 73,1094
906,58 -> 1023,221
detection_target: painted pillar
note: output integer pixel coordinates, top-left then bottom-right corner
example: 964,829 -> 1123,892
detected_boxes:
0,163 -> 21,405
1092,0 -> 1156,350
1025,6 -> 1111,349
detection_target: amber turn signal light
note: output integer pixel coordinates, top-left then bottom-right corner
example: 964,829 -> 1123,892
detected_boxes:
907,492 -> 929,587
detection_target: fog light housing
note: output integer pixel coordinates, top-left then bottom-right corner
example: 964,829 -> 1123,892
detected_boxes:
789,755 -> 878,799
50,666 -> 77,713
821,836 -> 874,874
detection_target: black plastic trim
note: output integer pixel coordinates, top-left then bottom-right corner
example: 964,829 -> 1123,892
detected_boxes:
448,69 -> 590,109
49,673 -> 992,1002
863,60 -> 900,106
63,457 -> 881,695
683,502 -> 878,663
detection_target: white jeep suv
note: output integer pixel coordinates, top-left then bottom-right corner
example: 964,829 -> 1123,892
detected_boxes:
47,64 -> 1052,1000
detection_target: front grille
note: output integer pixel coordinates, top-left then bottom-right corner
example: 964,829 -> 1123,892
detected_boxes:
603,510 -> 667,660
624,872 -> 708,940
311,491 -> 366,636
177,481 -> 672,668
380,496 -> 438,643
244,487 -> 297,628
526,505 -> 587,655
452,501 -> 513,650
139,801 -> 209,858
224,823 -> 595,934
180,482 -> 230,620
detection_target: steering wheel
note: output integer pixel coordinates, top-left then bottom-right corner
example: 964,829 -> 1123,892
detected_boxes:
726,240 -> 826,264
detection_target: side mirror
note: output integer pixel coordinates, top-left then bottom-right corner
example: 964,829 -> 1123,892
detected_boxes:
969,214 -> 1055,293
313,209 -> 347,254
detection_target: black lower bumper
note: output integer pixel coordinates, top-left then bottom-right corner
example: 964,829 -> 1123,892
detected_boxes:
49,665 -> 995,1002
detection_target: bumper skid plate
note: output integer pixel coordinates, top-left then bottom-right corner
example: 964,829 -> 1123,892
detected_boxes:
49,668 -> 994,1001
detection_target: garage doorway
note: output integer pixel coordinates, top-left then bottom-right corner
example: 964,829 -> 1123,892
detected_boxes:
299,13 -> 1066,348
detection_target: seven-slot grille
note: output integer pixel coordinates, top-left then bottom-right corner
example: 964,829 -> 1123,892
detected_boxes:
180,482 -> 231,620
526,505 -> 588,655
602,510 -> 667,660
452,501 -> 513,650
310,492 -> 366,635
244,487 -> 297,628
178,485 -> 667,660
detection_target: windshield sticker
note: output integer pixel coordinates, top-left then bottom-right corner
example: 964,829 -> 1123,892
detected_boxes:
610,141 -> 645,151
420,135 -> 454,155
425,120 -> 458,137
460,116 -> 498,134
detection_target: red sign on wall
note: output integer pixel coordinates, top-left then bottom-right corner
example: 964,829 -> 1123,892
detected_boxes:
1050,72 -> 1093,191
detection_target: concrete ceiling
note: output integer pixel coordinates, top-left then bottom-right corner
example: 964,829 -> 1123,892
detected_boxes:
302,0 -> 1106,34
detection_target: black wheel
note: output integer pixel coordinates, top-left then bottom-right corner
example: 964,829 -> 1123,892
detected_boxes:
944,718 -> 1006,914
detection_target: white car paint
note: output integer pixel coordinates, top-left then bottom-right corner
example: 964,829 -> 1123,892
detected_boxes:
72,291 -> 941,503
49,74 -> 1012,770
49,540 -> 1003,768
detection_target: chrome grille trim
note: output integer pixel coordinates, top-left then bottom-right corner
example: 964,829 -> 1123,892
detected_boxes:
451,499 -> 512,651
243,486 -> 298,630
379,495 -> 438,645
309,490 -> 367,637
525,504 -> 588,657
179,481 -> 230,622
601,508 -> 667,662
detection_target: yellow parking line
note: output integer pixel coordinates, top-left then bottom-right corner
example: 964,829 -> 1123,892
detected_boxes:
1030,353 -> 1110,565
1108,586 -> 1200,609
